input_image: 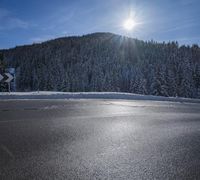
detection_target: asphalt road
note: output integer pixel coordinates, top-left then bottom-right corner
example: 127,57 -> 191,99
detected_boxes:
0,99 -> 200,180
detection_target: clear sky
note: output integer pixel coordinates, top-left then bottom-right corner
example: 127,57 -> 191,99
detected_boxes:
0,0 -> 200,49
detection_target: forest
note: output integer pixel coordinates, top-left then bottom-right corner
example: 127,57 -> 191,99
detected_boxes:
1,32 -> 200,98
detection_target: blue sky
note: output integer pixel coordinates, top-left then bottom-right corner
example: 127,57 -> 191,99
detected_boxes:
0,0 -> 200,49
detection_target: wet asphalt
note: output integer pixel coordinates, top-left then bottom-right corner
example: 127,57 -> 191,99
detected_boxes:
0,99 -> 200,180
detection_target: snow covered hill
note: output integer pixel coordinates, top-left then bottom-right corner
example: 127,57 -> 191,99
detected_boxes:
1,33 -> 200,99
0,91 -> 200,103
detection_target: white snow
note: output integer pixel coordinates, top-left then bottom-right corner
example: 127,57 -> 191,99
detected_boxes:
0,91 -> 200,103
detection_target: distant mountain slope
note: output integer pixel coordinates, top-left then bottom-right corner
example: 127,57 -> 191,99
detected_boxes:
1,32 -> 200,98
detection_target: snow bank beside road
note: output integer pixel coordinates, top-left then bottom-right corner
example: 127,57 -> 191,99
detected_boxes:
0,91 -> 200,103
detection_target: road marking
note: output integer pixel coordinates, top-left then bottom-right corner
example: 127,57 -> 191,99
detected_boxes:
1,144 -> 14,159
0,108 -> 39,112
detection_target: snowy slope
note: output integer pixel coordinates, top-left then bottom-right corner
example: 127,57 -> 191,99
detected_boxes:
0,91 -> 200,103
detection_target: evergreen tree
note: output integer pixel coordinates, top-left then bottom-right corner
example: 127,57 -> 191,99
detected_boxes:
0,33 -> 200,98
0,53 -> 7,92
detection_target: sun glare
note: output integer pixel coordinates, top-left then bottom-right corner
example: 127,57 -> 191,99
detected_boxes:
123,18 -> 136,31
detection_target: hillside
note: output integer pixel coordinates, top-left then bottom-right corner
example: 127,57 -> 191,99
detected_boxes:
1,32 -> 200,98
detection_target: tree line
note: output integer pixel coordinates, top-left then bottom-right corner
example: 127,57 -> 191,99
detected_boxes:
0,53 -> 8,91
1,32 -> 200,98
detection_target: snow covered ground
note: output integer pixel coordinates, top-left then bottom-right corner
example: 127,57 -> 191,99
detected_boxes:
0,91 -> 200,103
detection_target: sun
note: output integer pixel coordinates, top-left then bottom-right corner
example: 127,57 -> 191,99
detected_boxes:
123,18 -> 136,31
